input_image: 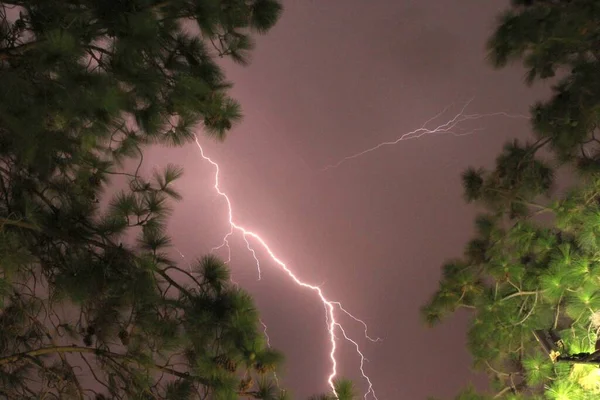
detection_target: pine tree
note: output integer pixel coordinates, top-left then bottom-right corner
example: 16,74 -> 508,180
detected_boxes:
423,1 -> 600,398
308,379 -> 358,400
0,1 -> 293,398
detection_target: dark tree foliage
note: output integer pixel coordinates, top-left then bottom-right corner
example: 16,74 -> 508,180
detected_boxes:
488,0 -> 600,162
0,1 -> 296,399
424,0 -> 600,399
307,380 -> 358,400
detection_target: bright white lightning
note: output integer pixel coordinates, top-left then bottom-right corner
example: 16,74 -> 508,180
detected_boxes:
323,98 -> 529,171
260,319 -> 273,349
194,136 -> 380,398
260,319 -> 281,387
332,302 -> 381,343
335,323 -> 375,400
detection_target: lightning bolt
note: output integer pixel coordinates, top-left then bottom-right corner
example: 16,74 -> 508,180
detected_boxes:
323,98 -> 529,171
260,319 -> 281,387
335,323 -> 375,400
193,136 -> 380,399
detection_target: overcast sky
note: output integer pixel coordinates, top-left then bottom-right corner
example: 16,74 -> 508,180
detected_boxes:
146,1 -> 549,398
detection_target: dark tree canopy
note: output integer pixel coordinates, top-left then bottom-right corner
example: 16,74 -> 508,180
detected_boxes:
0,1 -> 301,399
487,0 -> 600,162
424,1 -> 600,399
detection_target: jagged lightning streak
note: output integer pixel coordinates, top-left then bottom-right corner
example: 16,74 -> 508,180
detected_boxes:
211,224 -> 262,278
323,98 -> 529,171
194,136 -> 379,398
260,319 -> 281,387
335,323 -> 375,400
332,302 -> 382,343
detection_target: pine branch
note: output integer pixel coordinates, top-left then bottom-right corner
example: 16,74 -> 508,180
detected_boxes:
161,265 -> 203,289
486,187 -> 552,213
516,292 -> 538,325
0,40 -> 40,61
493,386 -> 512,398
501,290 -> 541,302
0,216 -> 41,231
0,345 -> 210,385
484,360 -> 511,377
553,295 -> 563,329
155,268 -> 194,298
0,1 -> 27,6
21,304 -> 85,400
78,353 -> 116,398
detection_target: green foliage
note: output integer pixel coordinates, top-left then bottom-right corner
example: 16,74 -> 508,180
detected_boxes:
487,0 -> 600,161
308,379 -> 358,400
0,0 -> 292,398
425,0 -> 600,399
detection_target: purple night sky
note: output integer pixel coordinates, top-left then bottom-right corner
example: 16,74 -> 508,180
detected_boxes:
143,1 -> 549,398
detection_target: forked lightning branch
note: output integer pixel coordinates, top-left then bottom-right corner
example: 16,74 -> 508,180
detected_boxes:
192,99 -> 526,398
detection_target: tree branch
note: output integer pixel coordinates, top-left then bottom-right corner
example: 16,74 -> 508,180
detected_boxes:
501,290 -> 541,302
494,386 -> 512,398
0,40 -> 41,61
516,292 -> 538,325
0,345 -> 209,385
0,216 -> 41,231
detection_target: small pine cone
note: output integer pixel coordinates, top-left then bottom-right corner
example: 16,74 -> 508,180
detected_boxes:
213,354 -> 237,372
255,363 -> 267,374
238,377 -> 253,392
225,359 -> 237,372
214,354 -> 226,366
